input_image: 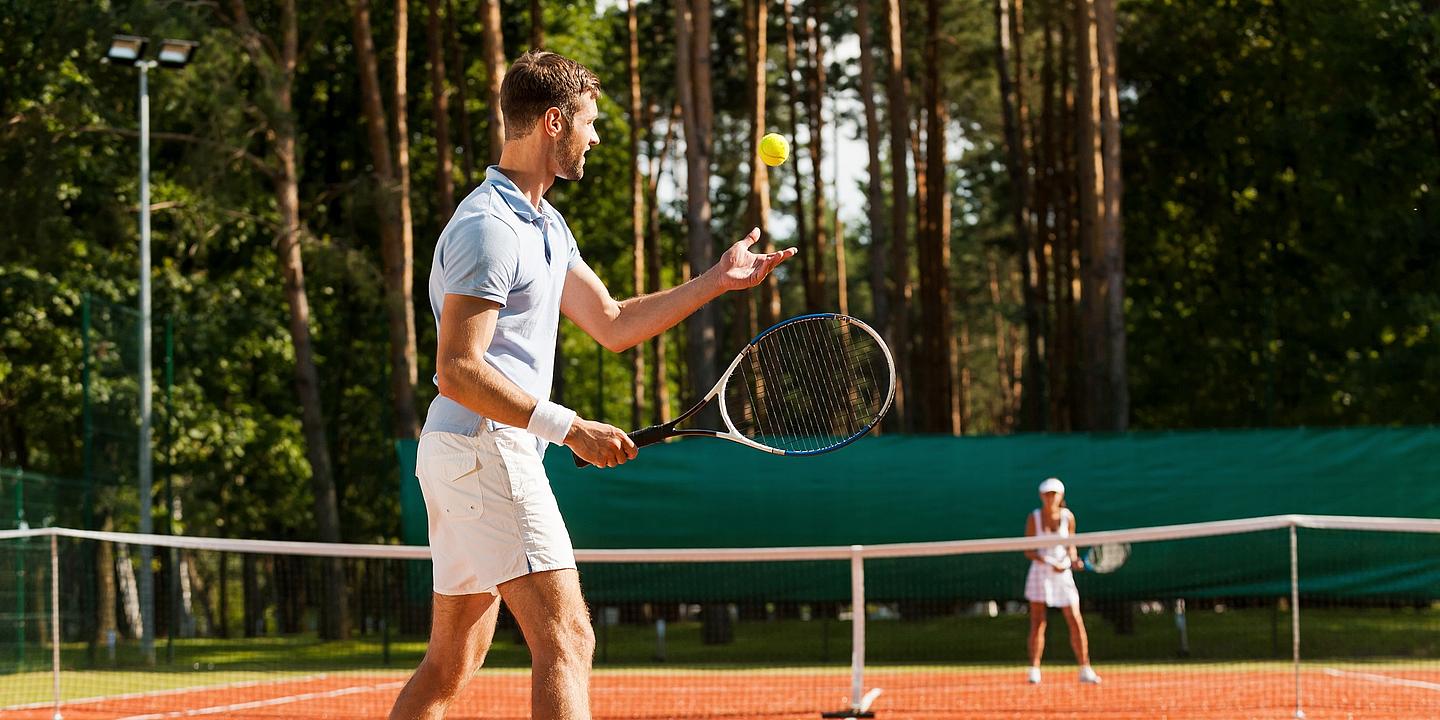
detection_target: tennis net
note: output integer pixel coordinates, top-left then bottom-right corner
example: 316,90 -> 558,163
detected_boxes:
1,514 -> 1437,719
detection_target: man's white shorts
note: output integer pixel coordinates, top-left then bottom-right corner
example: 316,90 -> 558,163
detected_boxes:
416,427 -> 577,596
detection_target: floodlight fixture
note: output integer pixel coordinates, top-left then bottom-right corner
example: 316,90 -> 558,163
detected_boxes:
156,39 -> 199,68
107,34 -> 149,65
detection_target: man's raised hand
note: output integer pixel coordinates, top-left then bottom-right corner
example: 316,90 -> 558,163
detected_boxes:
708,228 -> 798,292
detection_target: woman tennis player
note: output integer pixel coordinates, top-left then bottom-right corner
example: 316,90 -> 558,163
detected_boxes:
1023,477 -> 1101,685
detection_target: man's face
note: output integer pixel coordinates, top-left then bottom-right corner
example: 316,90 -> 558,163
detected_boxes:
555,94 -> 600,181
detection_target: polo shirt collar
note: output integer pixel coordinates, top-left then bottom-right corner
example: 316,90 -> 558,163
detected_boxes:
486,165 -> 554,225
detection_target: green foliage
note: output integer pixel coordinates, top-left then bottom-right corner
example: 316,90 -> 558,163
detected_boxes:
1123,0 -> 1440,427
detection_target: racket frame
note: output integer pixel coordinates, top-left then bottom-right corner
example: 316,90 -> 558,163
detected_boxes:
577,313 -> 896,465
703,313 -> 896,456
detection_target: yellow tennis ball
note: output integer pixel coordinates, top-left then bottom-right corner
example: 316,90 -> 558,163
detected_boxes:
759,133 -> 790,167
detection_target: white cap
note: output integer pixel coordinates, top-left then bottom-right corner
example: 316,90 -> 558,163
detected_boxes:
1038,477 -> 1065,495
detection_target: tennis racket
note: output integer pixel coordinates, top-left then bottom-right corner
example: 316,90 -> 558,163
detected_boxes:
573,313 -> 896,468
1080,543 -> 1130,573
1048,543 -> 1130,573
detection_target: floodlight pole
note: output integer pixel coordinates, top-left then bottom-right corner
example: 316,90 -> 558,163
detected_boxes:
137,57 -> 157,666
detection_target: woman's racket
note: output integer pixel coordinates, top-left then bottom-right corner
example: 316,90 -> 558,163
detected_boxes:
1080,543 -> 1130,573
574,313 -> 896,467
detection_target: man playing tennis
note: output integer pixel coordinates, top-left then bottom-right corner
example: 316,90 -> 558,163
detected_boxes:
389,50 -> 795,720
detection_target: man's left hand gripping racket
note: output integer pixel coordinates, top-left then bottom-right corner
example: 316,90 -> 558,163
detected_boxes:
574,313 -> 896,467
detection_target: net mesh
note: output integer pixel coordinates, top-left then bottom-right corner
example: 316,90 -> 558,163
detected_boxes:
726,315 -> 893,453
0,516 -> 1436,719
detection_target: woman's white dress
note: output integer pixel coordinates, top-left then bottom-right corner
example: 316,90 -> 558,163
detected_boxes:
1024,508 -> 1080,608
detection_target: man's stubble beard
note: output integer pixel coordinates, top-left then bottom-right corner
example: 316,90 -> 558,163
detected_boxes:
556,125 -> 587,181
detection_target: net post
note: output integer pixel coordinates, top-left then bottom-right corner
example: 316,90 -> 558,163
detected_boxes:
1289,522 -> 1303,719
822,545 -> 874,718
850,545 -> 864,711
51,531 -> 62,720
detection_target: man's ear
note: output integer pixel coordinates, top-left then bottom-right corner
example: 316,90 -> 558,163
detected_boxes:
543,107 -> 564,138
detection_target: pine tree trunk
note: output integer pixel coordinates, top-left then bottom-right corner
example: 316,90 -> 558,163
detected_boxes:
883,0 -> 912,431
1074,0 -> 1105,431
858,0 -> 888,338
675,0 -> 718,418
95,513 -> 117,644
627,0 -> 646,431
1059,2 -> 1080,431
428,0 -> 455,215
782,0 -> 814,312
745,0 -> 778,329
394,0 -> 419,438
1054,2 -> 1077,429
481,0 -> 506,163
805,0 -> 831,308
1039,0 -> 1061,429
920,0 -> 958,434
1095,0 -> 1128,430
531,0 -> 544,49
352,0 -> 420,442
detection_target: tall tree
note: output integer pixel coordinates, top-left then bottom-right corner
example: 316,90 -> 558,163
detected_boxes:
858,0 -> 888,338
428,0 -> 455,215
744,0 -> 775,331
531,0 -> 545,49
481,0 -> 506,163
882,0 -> 912,429
1073,0 -> 1126,430
919,0 -> 959,434
782,0 -> 814,311
805,0 -> 831,309
225,0 -> 348,639
675,0 -> 718,415
1093,0 -> 1127,430
626,0 -> 646,430
350,0 -> 421,442
1057,1 -> 1080,430
1039,0 -> 1069,429
1073,0 -> 1101,429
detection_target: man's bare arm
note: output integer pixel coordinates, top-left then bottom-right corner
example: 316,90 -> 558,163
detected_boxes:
436,294 -> 635,467
562,229 -> 796,352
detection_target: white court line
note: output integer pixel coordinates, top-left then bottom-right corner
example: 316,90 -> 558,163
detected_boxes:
1321,668 -> 1440,692
1,674 -> 336,711
114,680 -> 406,720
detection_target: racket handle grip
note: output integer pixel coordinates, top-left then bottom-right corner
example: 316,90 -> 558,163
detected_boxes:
572,423 -> 674,468
628,423 -> 673,449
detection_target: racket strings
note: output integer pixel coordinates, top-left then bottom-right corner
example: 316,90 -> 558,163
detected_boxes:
728,316 -> 892,453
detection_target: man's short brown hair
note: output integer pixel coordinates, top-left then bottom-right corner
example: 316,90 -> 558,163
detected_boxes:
500,51 -> 602,141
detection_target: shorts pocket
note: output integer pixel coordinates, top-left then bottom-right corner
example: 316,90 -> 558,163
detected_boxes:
420,449 -> 484,520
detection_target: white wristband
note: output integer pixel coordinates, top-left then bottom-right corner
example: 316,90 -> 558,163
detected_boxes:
527,400 -> 577,446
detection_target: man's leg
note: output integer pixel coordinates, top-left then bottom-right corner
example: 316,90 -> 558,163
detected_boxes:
389,592 -> 501,720
500,568 -> 594,720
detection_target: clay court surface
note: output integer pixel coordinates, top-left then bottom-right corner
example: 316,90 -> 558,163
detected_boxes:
3,666 -> 1436,719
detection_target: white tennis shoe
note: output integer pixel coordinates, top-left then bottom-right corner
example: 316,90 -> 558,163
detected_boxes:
1027,667 -> 1041,684
1079,665 -> 1102,684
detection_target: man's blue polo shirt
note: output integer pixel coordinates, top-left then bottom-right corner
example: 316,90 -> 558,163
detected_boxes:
422,166 -> 585,451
